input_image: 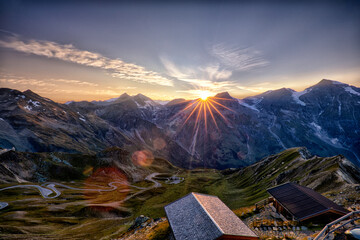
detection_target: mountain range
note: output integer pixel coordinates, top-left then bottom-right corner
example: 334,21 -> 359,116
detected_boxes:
0,79 -> 359,169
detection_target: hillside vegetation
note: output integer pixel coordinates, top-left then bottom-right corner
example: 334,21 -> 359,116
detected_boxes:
0,147 -> 359,239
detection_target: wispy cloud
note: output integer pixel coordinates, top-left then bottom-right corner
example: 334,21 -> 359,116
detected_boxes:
54,79 -> 98,87
0,76 -> 99,88
0,36 -> 173,86
210,43 -> 269,71
160,43 -> 269,98
0,78 -> 57,87
160,56 -> 236,97
160,56 -> 192,79
201,64 -> 232,80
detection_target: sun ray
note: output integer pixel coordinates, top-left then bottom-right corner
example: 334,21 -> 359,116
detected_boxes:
194,101 -> 203,131
208,98 -> 235,112
170,99 -> 200,120
205,101 -> 218,129
203,100 -> 207,132
171,91 -> 236,167
173,91 -> 235,148
207,100 -> 228,122
182,99 -> 201,112
182,100 -> 202,127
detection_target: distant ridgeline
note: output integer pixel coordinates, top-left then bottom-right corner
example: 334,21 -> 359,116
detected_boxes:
0,79 -> 359,169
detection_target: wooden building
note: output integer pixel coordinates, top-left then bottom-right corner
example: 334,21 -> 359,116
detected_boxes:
267,182 -> 349,223
165,192 -> 259,240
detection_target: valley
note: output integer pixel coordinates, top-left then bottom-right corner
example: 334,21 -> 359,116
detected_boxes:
1,2 -> 359,239
0,147 -> 359,239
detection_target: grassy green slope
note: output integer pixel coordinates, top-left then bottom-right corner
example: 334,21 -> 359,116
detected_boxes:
0,147 -> 358,239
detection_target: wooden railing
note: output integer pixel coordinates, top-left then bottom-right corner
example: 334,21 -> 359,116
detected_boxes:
314,210 -> 360,240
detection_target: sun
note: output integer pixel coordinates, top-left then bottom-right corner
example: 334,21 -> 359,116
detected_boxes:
199,90 -> 212,101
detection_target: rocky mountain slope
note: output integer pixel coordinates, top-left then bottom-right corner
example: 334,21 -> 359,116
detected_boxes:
0,88 -> 132,153
0,79 -> 359,169
0,89 -> 193,166
154,79 -> 360,169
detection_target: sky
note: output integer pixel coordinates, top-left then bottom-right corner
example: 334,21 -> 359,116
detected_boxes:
0,0 -> 359,102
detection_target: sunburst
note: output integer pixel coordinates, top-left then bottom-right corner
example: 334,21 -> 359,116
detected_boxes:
172,90 -> 234,133
171,90 -> 235,179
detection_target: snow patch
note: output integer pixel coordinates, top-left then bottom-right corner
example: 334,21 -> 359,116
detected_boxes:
28,99 -> 41,107
143,100 -> 153,108
236,99 -> 259,112
147,100 -> 157,107
24,105 -> 32,111
76,112 -> 86,122
310,122 -> 322,132
330,138 -> 339,145
344,86 -> 360,96
248,97 -> 263,105
330,80 -> 345,85
65,101 -> 74,105
338,101 -> 341,116
292,90 -> 307,106
21,95 -> 25,99
154,100 -> 169,105
310,122 -> 342,148
138,100 -> 157,109
0,118 -> 4,121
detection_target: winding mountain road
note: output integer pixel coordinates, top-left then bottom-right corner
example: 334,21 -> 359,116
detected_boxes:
0,172 -> 162,210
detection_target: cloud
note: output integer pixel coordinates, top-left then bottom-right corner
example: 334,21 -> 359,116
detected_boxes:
54,79 -> 99,87
0,78 -> 57,87
160,56 -> 191,79
0,36 -> 173,86
160,43 -> 269,96
179,78 -> 234,90
160,56 -> 236,97
210,43 -> 269,71
0,75 -> 104,92
0,76 -> 99,88
201,64 -> 232,80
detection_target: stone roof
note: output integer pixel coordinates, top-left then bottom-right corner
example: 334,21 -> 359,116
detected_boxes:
164,192 -> 258,240
267,182 -> 349,221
